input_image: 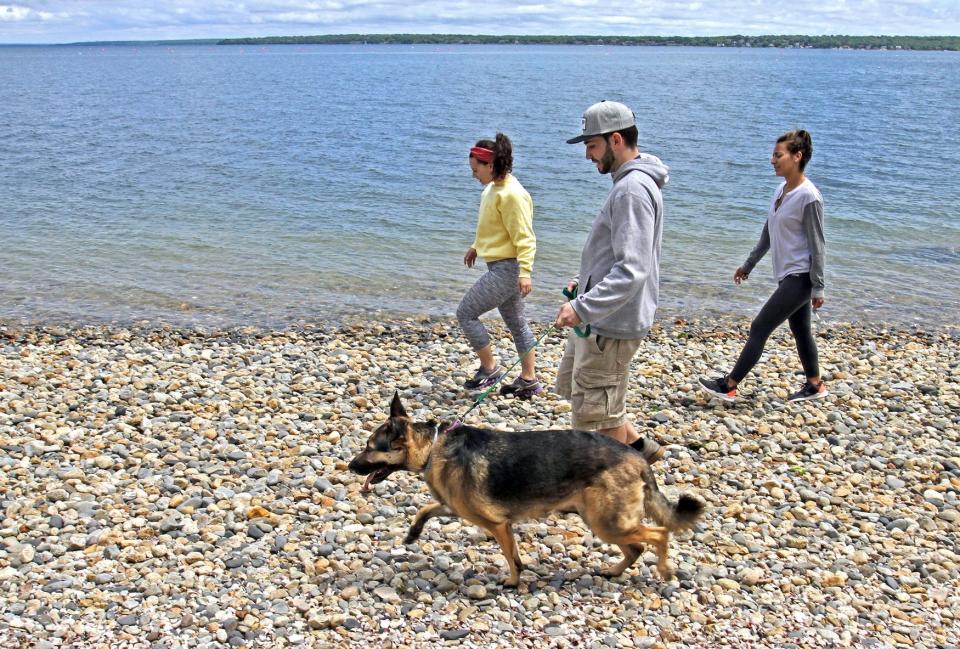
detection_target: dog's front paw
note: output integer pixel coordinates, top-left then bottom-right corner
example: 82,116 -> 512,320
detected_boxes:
502,577 -> 520,589
402,531 -> 420,545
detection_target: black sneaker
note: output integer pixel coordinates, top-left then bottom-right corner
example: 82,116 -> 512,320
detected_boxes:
698,376 -> 737,402
788,381 -> 827,402
464,365 -> 506,390
499,376 -> 544,399
630,438 -> 665,464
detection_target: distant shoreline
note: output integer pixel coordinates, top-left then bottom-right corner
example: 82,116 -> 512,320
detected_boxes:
218,34 -> 960,51
7,34 -> 958,51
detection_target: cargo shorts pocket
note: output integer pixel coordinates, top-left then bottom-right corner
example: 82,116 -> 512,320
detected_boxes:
572,367 -> 620,422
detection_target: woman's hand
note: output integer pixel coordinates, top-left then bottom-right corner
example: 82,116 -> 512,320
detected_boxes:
734,267 -> 749,285
812,296 -> 824,310
464,247 -> 477,268
518,277 -> 532,298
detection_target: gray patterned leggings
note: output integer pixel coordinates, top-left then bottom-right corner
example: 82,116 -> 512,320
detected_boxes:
456,258 -> 536,354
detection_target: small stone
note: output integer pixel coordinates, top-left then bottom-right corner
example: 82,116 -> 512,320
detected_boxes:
16,544 -> 36,564
466,585 -> 487,600
374,586 -> 400,603
739,568 -> 764,586
821,572 -> 847,587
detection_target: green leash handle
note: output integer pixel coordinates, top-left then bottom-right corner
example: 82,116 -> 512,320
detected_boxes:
561,286 -> 591,338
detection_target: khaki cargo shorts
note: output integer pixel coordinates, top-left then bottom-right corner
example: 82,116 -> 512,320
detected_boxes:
554,332 -> 642,431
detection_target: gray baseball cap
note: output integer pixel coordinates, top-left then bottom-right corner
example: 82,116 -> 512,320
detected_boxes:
566,100 -> 636,144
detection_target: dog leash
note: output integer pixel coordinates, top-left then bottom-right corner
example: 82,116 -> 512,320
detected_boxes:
442,322 -> 558,435
441,285 -> 590,435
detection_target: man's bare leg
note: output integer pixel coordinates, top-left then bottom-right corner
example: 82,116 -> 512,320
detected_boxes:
598,419 -> 662,463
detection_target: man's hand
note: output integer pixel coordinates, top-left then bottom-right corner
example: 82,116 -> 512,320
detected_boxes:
464,247 -> 477,268
555,302 -> 582,328
812,296 -> 824,310
566,281 -> 578,294
734,267 -> 749,285
518,277 -> 532,298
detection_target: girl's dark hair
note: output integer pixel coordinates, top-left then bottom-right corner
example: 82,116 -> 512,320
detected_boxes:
777,129 -> 813,171
473,132 -> 513,180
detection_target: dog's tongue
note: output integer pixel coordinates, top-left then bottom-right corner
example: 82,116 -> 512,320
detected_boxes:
363,473 -> 376,492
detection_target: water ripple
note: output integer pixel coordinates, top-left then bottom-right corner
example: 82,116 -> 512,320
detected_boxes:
1,45 -> 958,326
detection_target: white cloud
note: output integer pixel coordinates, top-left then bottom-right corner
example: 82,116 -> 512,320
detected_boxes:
0,0 -> 958,43
0,4 -> 60,21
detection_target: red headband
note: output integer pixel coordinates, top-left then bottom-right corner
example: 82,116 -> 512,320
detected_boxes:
470,146 -> 494,163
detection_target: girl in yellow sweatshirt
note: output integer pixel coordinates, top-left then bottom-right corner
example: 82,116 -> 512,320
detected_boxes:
457,133 -> 541,397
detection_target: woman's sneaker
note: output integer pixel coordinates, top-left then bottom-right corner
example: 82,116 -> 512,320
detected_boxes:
788,381 -> 827,402
464,365 -> 506,390
499,376 -> 544,399
698,376 -> 737,402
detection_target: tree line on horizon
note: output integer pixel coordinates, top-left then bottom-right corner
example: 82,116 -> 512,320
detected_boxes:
217,34 -> 960,50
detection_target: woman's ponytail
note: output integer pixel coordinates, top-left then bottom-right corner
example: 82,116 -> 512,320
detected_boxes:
492,132 -> 513,181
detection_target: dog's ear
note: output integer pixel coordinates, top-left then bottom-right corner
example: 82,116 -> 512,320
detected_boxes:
390,391 -> 407,419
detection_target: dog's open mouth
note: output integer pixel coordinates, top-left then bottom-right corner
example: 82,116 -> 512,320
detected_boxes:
363,466 -> 399,491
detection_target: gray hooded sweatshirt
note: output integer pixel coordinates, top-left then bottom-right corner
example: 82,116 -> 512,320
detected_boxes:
570,153 -> 669,339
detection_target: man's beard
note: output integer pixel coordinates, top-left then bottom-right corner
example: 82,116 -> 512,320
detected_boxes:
595,145 -> 616,174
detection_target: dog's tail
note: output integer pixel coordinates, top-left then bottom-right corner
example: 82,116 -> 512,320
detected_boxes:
642,465 -> 705,532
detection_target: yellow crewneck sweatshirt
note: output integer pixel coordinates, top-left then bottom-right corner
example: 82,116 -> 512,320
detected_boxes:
471,174 -> 536,277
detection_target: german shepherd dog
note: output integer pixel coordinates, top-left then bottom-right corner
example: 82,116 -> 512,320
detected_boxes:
348,393 -> 705,587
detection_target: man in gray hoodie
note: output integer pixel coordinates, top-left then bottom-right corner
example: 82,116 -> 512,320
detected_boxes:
555,101 -> 669,464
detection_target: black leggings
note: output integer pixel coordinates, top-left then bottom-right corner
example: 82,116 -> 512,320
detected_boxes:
729,273 -> 820,383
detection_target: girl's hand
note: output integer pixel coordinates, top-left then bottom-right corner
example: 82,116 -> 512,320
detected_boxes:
518,277 -> 532,298
464,248 -> 477,268
734,267 -> 749,284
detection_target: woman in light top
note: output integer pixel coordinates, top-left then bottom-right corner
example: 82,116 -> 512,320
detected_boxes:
457,133 -> 541,398
698,129 -> 827,403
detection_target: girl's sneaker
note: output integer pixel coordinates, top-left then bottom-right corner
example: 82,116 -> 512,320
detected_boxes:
698,376 -> 737,402
788,381 -> 827,402
464,365 -> 506,390
499,376 -> 544,399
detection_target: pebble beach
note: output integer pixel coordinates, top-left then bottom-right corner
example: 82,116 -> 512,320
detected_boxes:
1,315 -> 958,648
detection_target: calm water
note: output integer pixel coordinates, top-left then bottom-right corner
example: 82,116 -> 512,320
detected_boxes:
1,44 -> 958,327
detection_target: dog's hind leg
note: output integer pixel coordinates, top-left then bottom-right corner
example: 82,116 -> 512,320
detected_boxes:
596,526 -> 671,580
404,502 -> 453,544
602,544 -> 643,578
488,522 -> 523,588
624,526 -> 671,579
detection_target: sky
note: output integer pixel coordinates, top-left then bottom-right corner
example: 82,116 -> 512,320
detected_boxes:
1,1 -> 958,44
